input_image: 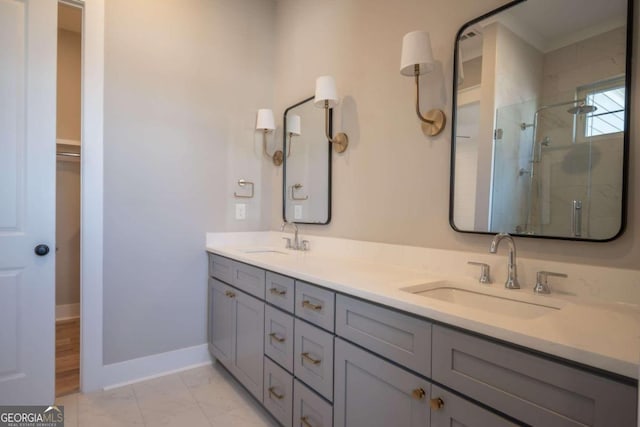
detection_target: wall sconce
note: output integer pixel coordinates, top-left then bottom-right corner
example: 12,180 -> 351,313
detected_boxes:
400,31 -> 446,136
256,108 -> 283,166
314,75 -> 349,153
286,114 -> 301,158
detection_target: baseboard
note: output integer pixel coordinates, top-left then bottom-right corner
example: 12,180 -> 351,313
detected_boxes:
102,344 -> 212,390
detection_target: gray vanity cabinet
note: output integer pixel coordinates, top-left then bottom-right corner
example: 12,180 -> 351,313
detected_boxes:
334,338 -> 431,427
432,326 -> 637,427
207,277 -> 264,403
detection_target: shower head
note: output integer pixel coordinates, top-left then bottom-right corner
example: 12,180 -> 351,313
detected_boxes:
567,103 -> 597,115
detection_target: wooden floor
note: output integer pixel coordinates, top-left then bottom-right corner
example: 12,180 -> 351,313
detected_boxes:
56,317 -> 80,397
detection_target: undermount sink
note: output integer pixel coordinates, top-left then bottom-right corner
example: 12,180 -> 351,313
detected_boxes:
402,281 -> 566,319
240,248 -> 288,255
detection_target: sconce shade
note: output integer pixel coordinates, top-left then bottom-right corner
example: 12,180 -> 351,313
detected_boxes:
287,114 -> 301,135
314,75 -> 338,108
256,108 -> 275,131
400,31 -> 435,76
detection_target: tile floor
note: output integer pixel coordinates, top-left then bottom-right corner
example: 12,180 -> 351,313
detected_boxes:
55,362 -> 278,427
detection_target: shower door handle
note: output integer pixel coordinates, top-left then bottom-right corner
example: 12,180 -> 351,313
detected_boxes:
572,200 -> 582,237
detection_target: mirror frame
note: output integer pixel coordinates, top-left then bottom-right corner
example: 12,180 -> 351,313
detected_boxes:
449,0 -> 634,242
282,96 -> 333,225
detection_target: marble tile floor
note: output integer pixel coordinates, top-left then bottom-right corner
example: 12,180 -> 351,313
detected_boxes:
55,362 -> 278,427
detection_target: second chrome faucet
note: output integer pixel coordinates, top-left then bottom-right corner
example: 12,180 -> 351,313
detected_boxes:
281,221 -> 309,251
489,232 -> 520,289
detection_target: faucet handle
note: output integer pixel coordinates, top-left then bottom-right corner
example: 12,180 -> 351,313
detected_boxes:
534,271 -> 567,294
300,240 -> 310,251
468,262 -> 491,284
282,237 -> 292,249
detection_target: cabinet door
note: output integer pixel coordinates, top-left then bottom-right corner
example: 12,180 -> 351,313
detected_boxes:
266,271 -> 295,313
334,338 -> 430,427
265,305 -> 294,372
264,357 -> 293,427
294,319 -> 334,401
208,278 -> 234,366
430,385 -> 517,427
295,281 -> 335,332
232,290 -> 265,402
208,253 -> 234,283
294,380 -> 333,427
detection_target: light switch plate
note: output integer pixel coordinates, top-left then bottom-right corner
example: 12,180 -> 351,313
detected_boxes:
235,203 -> 247,220
294,205 -> 303,220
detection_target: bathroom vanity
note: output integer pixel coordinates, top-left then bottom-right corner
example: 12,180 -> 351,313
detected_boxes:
205,234 -> 639,427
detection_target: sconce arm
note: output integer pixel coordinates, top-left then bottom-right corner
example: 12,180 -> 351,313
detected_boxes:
262,130 -> 283,166
322,100 -> 349,153
412,65 -> 447,136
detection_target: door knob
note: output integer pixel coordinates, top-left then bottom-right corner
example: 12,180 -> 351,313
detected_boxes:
34,244 -> 50,256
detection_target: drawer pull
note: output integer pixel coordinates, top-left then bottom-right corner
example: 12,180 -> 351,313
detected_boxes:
225,290 -> 236,298
429,397 -> 445,410
269,332 -> 285,343
270,287 -> 287,296
412,388 -> 426,400
300,416 -> 314,427
268,386 -> 285,400
301,352 -> 321,365
302,300 -> 322,311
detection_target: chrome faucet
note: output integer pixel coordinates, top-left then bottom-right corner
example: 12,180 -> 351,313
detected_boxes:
489,233 -> 520,289
281,221 -> 309,251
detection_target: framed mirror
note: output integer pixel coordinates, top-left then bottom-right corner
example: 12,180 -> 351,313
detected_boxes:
283,96 -> 332,224
450,0 -> 632,241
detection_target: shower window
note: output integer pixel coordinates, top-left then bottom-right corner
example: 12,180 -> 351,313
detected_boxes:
577,77 -> 626,139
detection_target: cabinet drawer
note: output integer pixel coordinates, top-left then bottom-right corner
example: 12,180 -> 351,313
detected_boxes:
295,281 -> 335,332
265,305 -> 294,373
335,295 -> 431,377
232,260 -> 265,299
208,254 -> 234,283
334,338 -> 430,427
294,319 -> 334,401
430,385 -> 517,427
264,357 -> 293,427
266,271 -> 295,313
294,380 -> 333,427
432,326 -> 637,427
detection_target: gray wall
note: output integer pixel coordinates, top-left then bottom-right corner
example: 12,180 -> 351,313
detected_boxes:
103,0 -> 276,364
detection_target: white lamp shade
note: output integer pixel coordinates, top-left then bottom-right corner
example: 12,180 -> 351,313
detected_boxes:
256,108 -> 275,131
314,75 -> 338,108
287,114 -> 301,135
400,31 -> 435,76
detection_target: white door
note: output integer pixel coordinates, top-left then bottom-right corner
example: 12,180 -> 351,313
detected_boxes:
0,0 -> 58,405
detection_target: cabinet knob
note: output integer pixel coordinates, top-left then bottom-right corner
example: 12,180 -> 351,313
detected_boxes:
412,388 -> 426,400
300,416 -> 313,427
430,397 -> 445,410
225,290 -> 236,298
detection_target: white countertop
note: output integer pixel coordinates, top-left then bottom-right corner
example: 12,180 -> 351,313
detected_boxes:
206,233 -> 640,380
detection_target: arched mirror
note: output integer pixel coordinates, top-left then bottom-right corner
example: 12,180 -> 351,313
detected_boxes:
450,0 -> 632,241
